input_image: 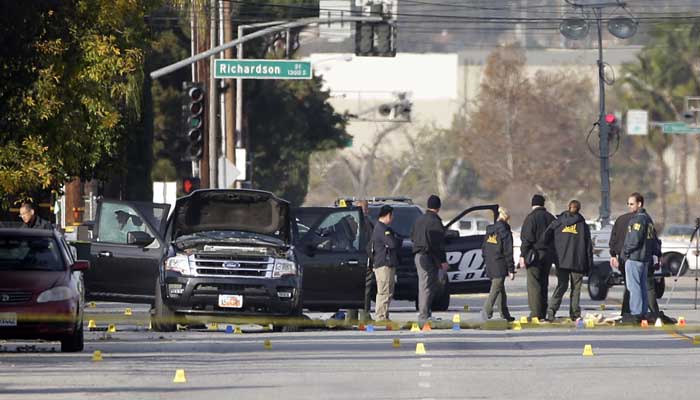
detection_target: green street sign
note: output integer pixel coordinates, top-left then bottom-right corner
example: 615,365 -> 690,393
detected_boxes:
662,122 -> 700,134
214,59 -> 312,80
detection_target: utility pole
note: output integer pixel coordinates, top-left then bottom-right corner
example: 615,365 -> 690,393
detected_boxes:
208,0 -> 218,188
222,1 -> 236,183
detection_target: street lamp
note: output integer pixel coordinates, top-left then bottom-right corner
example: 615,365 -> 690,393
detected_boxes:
560,0 -> 637,225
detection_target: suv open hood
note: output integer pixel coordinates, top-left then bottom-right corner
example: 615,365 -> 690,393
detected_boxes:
172,189 -> 290,244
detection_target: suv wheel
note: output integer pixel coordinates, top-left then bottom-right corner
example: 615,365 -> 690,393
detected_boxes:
588,272 -> 609,301
666,254 -> 689,277
60,322 -> 84,352
152,282 -> 177,332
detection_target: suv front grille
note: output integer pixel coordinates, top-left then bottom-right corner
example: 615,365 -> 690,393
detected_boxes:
193,253 -> 271,278
0,291 -> 33,304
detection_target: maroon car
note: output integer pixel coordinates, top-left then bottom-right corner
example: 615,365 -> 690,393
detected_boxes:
0,228 -> 89,352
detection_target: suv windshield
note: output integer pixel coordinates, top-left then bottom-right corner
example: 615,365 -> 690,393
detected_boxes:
0,235 -> 64,271
368,206 -> 423,238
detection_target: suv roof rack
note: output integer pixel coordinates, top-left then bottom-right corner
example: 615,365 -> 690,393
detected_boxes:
334,196 -> 414,207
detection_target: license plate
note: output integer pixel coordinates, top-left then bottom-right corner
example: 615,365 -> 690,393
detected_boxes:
0,313 -> 17,327
218,295 -> 243,308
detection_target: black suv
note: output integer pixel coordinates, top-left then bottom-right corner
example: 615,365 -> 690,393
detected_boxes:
75,189 -> 376,329
336,197 -> 499,311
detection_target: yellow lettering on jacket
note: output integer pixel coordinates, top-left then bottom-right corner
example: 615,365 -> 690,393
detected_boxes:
646,224 -> 655,239
562,224 -> 578,234
486,234 -> 498,244
632,223 -> 641,231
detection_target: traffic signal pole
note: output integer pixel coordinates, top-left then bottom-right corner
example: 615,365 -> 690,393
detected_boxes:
208,0 -> 218,188
151,16 -> 383,80
150,15 -> 385,187
595,8 -> 611,226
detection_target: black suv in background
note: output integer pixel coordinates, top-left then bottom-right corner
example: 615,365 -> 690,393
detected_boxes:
335,197 -> 498,311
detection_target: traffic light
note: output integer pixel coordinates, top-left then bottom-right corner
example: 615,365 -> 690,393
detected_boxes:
355,22 -> 396,57
182,177 -> 200,195
604,113 -> 620,139
184,82 -> 205,161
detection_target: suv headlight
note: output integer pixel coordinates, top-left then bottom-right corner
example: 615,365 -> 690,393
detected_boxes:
272,258 -> 297,278
164,255 -> 192,275
37,286 -> 73,303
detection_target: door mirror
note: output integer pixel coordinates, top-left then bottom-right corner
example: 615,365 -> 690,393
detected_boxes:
445,229 -> 460,239
71,260 -> 90,271
127,231 -> 155,247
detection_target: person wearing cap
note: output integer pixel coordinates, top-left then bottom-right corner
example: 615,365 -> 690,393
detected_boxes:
370,205 -> 400,321
480,207 -> 516,322
519,194 -> 555,320
410,195 -> 449,325
545,200 -> 593,322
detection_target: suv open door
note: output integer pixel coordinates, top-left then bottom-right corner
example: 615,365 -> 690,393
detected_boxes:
81,200 -> 170,303
293,207 -> 369,311
443,204 -> 499,294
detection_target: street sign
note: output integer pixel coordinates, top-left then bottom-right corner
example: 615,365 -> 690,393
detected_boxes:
626,109 -> 648,135
214,59 -> 312,80
662,122 -> 700,134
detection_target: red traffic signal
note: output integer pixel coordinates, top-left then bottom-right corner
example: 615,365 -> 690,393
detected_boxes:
182,177 -> 200,194
605,113 -> 616,124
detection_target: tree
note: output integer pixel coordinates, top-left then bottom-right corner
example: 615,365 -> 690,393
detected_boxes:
458,45 -> 598,205
0,0 -> 161,204
618,22 -> 700,225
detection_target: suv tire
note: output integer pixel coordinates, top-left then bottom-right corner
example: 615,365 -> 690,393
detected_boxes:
587,271 -> 609,301
60,322 -> 84,352
152,282 -> 177,332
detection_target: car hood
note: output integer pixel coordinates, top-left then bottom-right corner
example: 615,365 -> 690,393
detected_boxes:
0,271 -> 64,293
172,189 -> 291,244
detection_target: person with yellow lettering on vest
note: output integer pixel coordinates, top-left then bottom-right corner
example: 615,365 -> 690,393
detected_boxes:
480,207 -> 515,322
622,192 -> 659,323
545,200 -> 593,322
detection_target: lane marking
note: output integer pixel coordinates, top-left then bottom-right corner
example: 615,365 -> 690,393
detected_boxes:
418,382 -> 431,388
421,363 -> 433,368
419,371 -> 432,377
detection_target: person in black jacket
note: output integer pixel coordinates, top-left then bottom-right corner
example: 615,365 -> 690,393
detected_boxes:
358,200 -> 376,321
519,194 -> 555,320
545,200 -> 593,321
480,207 -> 515,322
19,203 -> 53,230
609,211 -> 635,316
622,192 -> 659,320
371,205 -> 400,321
410,195 -> 449,325
610,207 -> 672,323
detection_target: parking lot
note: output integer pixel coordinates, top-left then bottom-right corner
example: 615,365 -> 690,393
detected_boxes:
2,273 -> 700,400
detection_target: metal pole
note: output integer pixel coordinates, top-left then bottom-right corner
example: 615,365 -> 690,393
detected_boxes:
236,24 -> 244,150
235,20 -> 287,184
208,0 -> 218,188
190,4 -> 199,179
596,8 -> 611,225
150,16 -> 383,79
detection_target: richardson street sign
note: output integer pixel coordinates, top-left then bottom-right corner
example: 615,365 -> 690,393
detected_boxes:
214,59 -> 312,79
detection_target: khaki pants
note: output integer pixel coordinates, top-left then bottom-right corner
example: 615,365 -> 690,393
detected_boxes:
374,266 -> 396,320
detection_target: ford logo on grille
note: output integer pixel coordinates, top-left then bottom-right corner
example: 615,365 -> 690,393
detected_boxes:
223,261 -> 241,269
0,294 -> 9,302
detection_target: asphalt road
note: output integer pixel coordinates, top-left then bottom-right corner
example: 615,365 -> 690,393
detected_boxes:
2,273 -> 700,400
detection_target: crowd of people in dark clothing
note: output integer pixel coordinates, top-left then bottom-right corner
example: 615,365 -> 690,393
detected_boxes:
481,192 -> 671,324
